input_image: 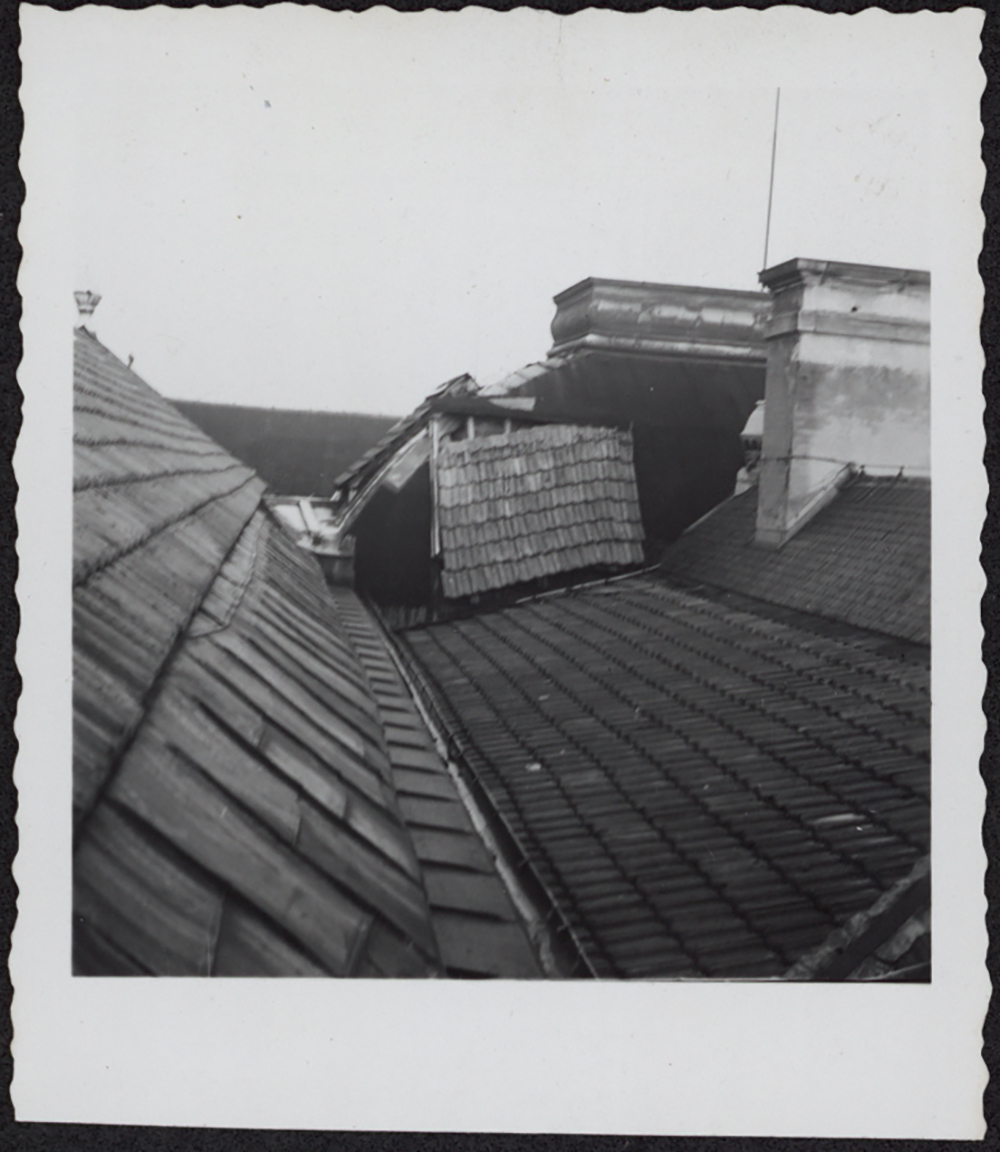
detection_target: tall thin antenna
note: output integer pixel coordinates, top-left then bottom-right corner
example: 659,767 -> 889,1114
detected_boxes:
762,87 -> 781,271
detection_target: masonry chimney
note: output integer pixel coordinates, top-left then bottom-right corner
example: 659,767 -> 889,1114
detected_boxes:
753,259 -> 930,549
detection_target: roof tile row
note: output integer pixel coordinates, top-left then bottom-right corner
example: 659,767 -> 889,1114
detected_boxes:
402,574 -> 929,978
327,589 -> 543,977
438,424 -> 645,599
659,476 -> 930,644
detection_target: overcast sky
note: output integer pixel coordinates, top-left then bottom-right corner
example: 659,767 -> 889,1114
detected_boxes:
28,7 -> 932,416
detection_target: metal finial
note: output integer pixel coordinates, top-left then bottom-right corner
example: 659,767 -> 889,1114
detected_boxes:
74,290 -> 102,317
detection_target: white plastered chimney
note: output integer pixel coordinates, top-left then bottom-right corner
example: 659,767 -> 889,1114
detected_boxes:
753,259 -> 930,549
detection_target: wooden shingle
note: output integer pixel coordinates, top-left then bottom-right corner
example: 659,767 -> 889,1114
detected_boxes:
72,329 -> 448,976
437,424 -> 645,598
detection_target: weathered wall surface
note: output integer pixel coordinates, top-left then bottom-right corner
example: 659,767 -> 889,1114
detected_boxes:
755,260 -> 929,548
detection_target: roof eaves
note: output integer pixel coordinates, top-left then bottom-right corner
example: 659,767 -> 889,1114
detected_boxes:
783,856 -> 930,981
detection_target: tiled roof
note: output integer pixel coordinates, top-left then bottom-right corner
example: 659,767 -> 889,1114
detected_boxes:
401,575 -> 929,978
491,350 -> 764,545
73,327 -> 267,813
72,329 -> 536,977
437,424 -> 645,599
658,475 -> 930,644
786,855 -> 930,981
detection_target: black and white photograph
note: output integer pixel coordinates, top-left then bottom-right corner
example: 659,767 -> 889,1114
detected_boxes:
12,3 -> 987,1137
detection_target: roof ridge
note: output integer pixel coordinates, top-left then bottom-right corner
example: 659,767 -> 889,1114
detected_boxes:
75,328 -> 245,468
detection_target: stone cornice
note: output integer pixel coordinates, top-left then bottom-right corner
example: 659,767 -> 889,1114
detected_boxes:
759,258 -> 930,294
549,331 -> 767,363
553,276 -> 769,307
549,277 -> 769,362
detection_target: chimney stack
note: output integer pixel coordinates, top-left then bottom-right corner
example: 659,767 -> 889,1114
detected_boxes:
754,259 -> 930,549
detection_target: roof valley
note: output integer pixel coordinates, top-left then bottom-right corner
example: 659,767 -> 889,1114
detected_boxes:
326,589 -> 547,978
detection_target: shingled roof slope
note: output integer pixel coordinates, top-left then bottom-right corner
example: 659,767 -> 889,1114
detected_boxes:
73,329 -> 539,977
437,424 -> 645,599
658,475 -> 930,644
73,327 -> 266,814
401,575 -> 929,979
491,350 -> 764,546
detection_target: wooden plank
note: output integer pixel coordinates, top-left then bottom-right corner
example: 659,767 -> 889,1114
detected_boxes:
211,625 -> 385,753
251,606 -> 384,726
388,746 -> 445,773
74,803 -> 225,976
258,590 -> 372,691
177,672 -> 412,884
192,512 -> 268,634
211,898 -> 329,976
398,796 -> 474,833
295,799 -> 437,959
256,726 -> 349,822
74,469 -> 256,583
384,724 -> 433,751
361,919 -> 439,978
423,867 -> 518,919
83,550 -> 205,644
181,659 -> 387,811
74,586 -> 171,697
341,791 -> 424,881
73,917 -> 150,976
409,828 -> 497,873
151,692 -> 302,844
391,768 -> 461,801
74,443 -> 240,492
108,730 -> 373,975
72,655 -> 143,820
72,708 -> 121,823
188,638 -> 372,767
70,486 -> 265,817
431,913 -> 541,978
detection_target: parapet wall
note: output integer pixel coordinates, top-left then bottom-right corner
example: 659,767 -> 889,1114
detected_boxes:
550,277 -> 769,364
